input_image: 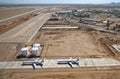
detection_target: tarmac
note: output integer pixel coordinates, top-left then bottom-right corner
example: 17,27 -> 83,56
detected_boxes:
0,58 -> 120,69
0,13 -> 51,42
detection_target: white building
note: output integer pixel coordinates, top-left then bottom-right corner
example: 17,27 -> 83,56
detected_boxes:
33,43 -> 41,50
32,47 -> 40,56
21,48 -> 29,57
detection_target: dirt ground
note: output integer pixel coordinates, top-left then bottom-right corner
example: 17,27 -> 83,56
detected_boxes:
1,69 -> 120,79
0,43 -> 23,61
34,29 -> 108,58
0,44 -> 17,61
0,8 -> 34,20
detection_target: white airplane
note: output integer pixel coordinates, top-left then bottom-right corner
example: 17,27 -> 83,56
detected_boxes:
22,58 -> 44,70
57,57 -> 80,68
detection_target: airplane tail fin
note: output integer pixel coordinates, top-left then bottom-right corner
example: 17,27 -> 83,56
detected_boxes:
69,57 -> 72,60
76,57 -> 80,62
39,58 -> 45,68
41,58 -> 45,63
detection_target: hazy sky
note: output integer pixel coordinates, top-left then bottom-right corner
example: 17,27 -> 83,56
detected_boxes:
0,0 -> 120,4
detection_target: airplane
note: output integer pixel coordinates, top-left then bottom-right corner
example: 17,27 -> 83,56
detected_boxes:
22,58 -> 44,70
57,57 -> 80,68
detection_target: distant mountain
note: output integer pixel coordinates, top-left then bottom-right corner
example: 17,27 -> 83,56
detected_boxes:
110,2 -> 120,5
0,2 -> 120,6
0,2 -> 13,5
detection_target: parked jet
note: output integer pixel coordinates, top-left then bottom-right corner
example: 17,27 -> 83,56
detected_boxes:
57,57 -> 80,68
22,58 -> 44,70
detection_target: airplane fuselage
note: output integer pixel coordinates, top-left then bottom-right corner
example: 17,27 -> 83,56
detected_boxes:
57,60 -> 79,64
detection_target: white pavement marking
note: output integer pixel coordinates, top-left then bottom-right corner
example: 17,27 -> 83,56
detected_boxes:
42,27 -> 78,29
0,58 -> 120,69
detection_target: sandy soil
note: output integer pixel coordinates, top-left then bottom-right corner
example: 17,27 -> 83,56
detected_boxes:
0,43 -> 17,61
0,8 -> 34,20
0,43 -> 23,61
35,30 -> 108,58
1,69 -> 120,79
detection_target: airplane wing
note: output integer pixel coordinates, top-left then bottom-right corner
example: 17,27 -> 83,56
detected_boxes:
32,63 -> 36,70
69,57 -> 72,60
68,62 -> 73,68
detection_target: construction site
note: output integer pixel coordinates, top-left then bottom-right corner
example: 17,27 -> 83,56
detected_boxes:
0,5 -> 120,79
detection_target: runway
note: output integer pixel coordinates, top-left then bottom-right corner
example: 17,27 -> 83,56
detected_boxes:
0,58 -> 120,69
0,13 -> 51,42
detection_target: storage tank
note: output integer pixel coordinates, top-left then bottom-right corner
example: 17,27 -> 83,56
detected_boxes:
33,43 -> 41,50
21,48 -> 29,57
32,47 -> 40,56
